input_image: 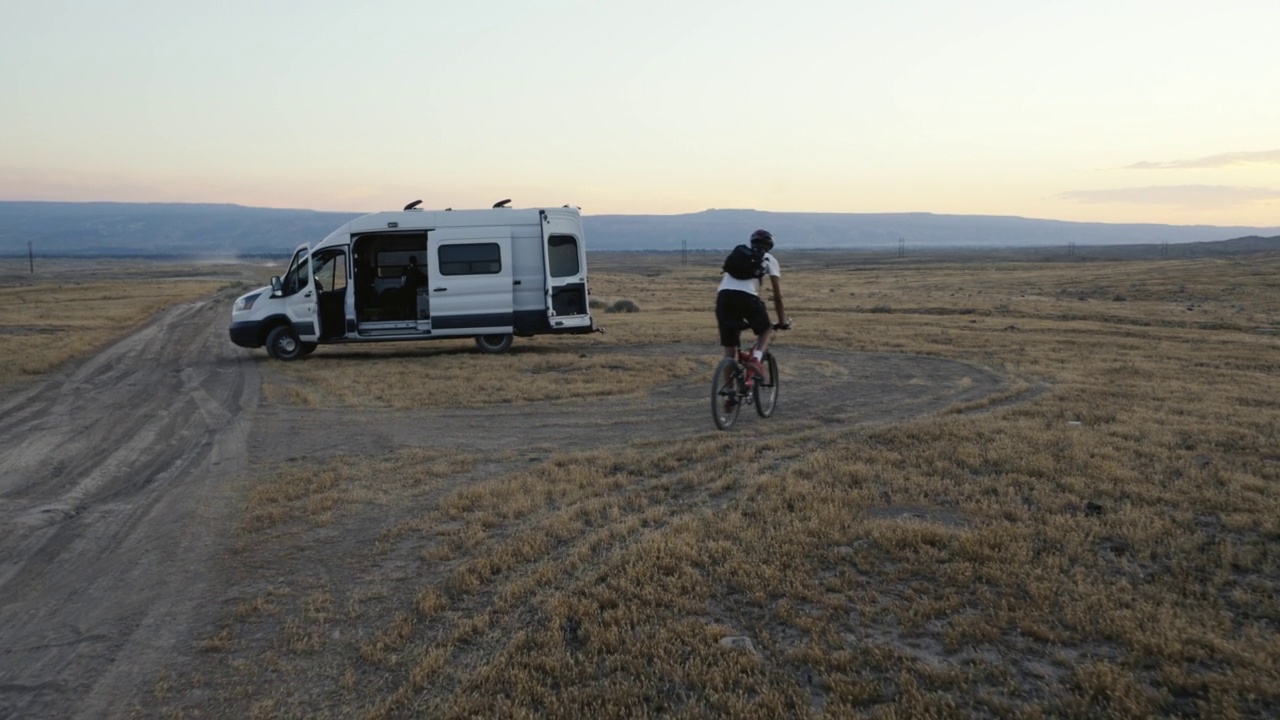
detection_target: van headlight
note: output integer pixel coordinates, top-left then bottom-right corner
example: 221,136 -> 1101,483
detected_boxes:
233,293 -> 261,312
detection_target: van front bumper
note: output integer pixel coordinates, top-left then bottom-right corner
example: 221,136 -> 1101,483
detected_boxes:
229,320 -> 263,348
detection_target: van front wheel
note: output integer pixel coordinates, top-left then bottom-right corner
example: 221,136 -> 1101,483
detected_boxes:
475,334 -> 513,354
266,325 -> 305,361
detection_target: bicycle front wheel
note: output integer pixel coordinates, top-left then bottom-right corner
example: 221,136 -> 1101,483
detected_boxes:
754,351 -> 779,418
711,357 -> 744,430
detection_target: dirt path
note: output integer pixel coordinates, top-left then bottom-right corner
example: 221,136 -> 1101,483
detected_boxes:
0,290 -> 259,720
253,341 -> 1015,461
0,295 -> 1018,719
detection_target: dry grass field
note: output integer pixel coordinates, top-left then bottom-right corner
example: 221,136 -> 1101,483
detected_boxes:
134,250 -> 1279,719
7,251 -> 1277,718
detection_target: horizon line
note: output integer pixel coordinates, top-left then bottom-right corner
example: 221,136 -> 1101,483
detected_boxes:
2,198 -> 1279,230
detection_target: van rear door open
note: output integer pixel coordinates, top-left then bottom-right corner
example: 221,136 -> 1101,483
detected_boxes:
427,227 -> 515,335
542,211 -> 591,329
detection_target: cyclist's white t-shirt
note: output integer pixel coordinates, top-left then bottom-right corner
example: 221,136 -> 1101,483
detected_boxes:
717,252 -> 780,296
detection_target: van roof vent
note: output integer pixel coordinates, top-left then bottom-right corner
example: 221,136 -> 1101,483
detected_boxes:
493,199 -> 512,209
403,199 -> 423,211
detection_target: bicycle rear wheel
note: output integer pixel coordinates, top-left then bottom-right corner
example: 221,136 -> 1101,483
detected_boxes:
711,357 -> 744,430
754,351 -> 779,417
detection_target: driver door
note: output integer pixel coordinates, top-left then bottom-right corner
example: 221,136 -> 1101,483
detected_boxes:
279,243 -> 319,342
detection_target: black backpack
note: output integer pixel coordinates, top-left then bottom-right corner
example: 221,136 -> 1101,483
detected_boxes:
722,244 -> 766,280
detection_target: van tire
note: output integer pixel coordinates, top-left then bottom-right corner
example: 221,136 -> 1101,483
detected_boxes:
474,334 -> 513,354
267,325 -> 305,361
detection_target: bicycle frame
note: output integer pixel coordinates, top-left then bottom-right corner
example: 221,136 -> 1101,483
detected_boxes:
711,330 -> 782,430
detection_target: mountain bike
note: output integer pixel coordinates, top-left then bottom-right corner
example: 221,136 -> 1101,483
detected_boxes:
711,322 -> 787,430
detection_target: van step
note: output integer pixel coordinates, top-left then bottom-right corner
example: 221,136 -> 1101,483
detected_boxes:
358,321 -> 430,336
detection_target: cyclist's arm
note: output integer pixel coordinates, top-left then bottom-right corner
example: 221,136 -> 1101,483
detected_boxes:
769,275 -> 787,325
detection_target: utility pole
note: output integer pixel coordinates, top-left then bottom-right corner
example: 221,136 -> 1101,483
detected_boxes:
681,240 -> 687,267
898,238 -> 905,258
28,241 -> 34,274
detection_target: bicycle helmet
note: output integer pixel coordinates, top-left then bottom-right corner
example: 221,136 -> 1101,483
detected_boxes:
749,229 -> 774,251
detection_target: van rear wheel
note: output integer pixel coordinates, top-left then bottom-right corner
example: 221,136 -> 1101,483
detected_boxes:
266,325 -> 305,361
475,334 -> 513,354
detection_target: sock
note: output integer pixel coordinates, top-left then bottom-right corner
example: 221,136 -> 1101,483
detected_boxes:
752,349 -> 763,362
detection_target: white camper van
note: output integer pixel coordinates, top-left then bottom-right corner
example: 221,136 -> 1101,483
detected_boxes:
229,201 -> 594,359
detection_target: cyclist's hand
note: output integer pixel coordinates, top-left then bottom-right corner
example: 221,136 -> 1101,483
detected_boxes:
779,318 -> 793,330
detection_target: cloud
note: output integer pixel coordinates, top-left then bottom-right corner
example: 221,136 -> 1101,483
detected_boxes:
1125,150 -> 1280,170
1059,185 -> 1280,208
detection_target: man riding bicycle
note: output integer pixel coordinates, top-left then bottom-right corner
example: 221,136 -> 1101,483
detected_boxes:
716,229 -> 791,380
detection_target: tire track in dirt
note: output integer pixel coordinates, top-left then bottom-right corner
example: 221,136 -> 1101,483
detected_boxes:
0,290 -> 259,720
250,342 -> 1016,462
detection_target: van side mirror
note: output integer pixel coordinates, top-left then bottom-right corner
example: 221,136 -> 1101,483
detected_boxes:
270,276 -> 283,296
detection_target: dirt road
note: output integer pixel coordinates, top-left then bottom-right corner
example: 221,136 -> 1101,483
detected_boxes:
0,290 -> 259,720
0,292 -> 1013,718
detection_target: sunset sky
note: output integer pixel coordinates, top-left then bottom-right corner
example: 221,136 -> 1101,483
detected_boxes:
3,1 -> 1278,226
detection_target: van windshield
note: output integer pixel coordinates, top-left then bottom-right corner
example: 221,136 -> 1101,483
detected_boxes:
280,248 -> 311,296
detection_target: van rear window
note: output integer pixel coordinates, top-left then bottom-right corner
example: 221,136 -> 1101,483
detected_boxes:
548,235 -> 580,278
439,243 -> 501,275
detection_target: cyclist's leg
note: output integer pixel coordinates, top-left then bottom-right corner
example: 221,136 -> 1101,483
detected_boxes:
715,291 -> 744,382
745,295 -> 774,356
754,326 -> 775,355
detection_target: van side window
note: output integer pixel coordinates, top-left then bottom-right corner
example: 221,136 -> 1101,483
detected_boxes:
313,250 -> 347,292
548,235 -> 580,278
439,243 -> 501,275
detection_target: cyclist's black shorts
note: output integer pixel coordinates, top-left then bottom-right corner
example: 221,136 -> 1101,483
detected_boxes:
716,289 -> 771,347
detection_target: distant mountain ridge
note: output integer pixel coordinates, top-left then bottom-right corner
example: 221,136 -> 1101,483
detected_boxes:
587,209 -> 1280,251
0,202 -> 358,257
0,201 -> 1277,257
